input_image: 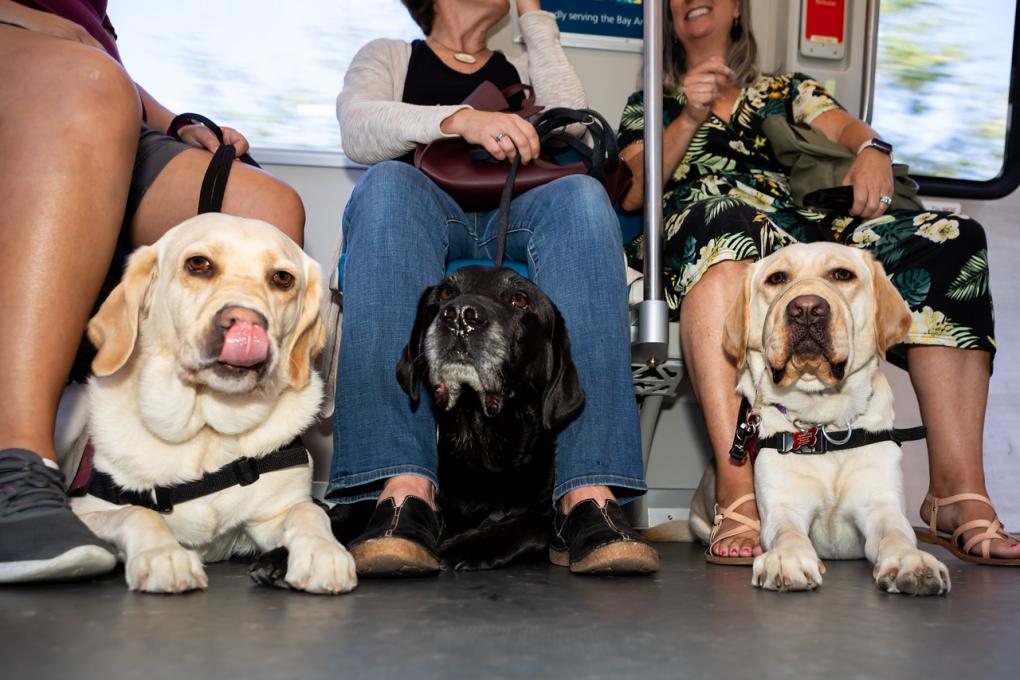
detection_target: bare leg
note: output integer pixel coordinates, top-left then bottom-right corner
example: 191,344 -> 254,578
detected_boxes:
0,28 -> 140,462
908,346 -> 1020,558
129,148 -> 306,248
380,474 -> 613,512
681,260 -> 762,558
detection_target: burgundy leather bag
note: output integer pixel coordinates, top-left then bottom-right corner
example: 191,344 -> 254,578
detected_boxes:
414,81 -> 630,212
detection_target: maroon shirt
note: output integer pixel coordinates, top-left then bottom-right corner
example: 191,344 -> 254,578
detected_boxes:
15,0 -> 121,61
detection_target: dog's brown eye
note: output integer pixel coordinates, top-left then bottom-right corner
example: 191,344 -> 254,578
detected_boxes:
511,291 -> 529,310
271,270 -> 295,290
766,271 -> 787,285
438,285 -> 458,302
831,268 -> 856,282
185,256 -> 213,276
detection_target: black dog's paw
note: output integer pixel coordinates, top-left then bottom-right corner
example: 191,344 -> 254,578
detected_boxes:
440,556 -> 493,572
249,547 -> 290,588
439,536 -> 501,571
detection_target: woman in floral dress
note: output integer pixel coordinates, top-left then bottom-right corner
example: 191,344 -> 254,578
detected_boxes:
619,0 -> 1014,565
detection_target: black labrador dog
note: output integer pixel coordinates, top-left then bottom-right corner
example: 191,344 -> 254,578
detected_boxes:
396,265 -> 585,570
249,266 -> 583,584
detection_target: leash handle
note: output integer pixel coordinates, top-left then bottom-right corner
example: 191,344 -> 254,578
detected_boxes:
492,108 -> 619,270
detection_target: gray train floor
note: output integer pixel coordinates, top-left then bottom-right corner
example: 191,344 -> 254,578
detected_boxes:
2,542 -> 1017,680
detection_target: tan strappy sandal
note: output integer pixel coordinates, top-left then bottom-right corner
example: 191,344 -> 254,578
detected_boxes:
914,493 -> 1020,566
705,493 -> 761,566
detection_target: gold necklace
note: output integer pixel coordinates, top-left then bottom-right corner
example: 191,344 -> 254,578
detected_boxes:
427,35 -> 487,65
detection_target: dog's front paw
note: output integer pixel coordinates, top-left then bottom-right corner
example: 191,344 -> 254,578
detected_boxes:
874,548 -> 950,596
285,536 -> 357,594
752,548 -> 825,592
126,544 -> 207,593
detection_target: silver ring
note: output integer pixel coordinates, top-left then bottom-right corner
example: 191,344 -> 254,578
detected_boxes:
879,195 -> 893,206
494,132 -> 507,143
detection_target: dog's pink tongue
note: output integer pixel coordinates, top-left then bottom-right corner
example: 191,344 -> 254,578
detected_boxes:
219,321 -> 268,367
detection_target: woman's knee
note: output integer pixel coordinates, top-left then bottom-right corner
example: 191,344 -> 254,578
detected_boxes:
343,162 -> 445,248
542,175 -> 620,246
685,259 -> 751,300
224,168 -> 306,246
351,161 -> 433,207
38,43 -> 141,137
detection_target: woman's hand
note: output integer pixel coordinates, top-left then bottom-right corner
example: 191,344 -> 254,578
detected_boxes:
178,124 -> 250,156
680,57 -> 733,125
441,109 -> 541,164
842,149 -> 894,219
516,0 -> 541,15
1,2 -> 105,50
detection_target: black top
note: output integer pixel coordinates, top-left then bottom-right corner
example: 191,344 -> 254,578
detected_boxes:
398,40 -> 522,163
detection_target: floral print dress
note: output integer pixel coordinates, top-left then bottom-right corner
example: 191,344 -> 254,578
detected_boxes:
618,72 -> 995,368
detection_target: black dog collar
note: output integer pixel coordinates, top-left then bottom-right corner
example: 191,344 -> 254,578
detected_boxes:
69,439 -> 309,513
729,398 -> 926,463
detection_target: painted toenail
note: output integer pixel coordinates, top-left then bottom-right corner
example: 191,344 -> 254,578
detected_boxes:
730,548 -> 738,555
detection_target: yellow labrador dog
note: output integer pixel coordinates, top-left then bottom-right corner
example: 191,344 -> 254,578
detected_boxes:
70,214 -> 356,595
691,242 -> 950,595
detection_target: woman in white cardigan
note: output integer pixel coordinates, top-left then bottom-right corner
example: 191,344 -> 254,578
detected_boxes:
329,0 -> 659,577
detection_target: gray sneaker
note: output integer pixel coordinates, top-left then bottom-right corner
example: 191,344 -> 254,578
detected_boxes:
0,449 -> 116,583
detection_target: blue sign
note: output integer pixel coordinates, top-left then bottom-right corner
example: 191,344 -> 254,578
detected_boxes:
544,0 -> 644,42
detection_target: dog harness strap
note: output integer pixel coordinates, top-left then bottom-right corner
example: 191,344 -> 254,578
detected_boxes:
75,439 -> 309,513
757,426 -> 927,455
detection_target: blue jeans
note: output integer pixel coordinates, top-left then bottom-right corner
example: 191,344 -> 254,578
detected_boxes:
327,161 -> 645,504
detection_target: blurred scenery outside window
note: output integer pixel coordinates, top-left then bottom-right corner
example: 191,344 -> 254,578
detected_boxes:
111,0 -> 421,153
114,0 -> 1015,181
872,0 -> 1016,181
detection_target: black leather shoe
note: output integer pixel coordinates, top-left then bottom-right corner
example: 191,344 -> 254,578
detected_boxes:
348,496 -> 443,577
549,499 -> 659,575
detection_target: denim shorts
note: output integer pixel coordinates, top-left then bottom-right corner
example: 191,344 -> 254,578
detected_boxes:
125,125 -> 191,222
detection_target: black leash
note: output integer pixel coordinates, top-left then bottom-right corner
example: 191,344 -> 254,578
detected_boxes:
494,153 -> 521,269
166,112 -> 260,213
489,108 -> 620,269
70,439 -> 309,513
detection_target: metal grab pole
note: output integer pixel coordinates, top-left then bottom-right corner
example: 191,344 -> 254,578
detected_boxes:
632,0 -> 669,364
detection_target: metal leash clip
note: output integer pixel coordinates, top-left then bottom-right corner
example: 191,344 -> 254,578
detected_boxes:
729,411 -> 761,463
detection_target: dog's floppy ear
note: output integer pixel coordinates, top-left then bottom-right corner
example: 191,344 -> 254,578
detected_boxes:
540,307 -> 585,432
395,286 -> 438,407
285,259 -> 327,390
722,266 -> 753,369
88,245 -> 158,377
869,256 -> 912,359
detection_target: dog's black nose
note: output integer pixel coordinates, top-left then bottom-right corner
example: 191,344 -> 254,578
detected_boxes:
786,295 -> 830,325
440,303 -> 487,331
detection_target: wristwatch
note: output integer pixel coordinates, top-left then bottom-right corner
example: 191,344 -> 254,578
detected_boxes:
857,137 -> 894,157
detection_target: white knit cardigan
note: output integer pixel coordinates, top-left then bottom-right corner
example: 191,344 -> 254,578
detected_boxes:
337,11 -> 586,165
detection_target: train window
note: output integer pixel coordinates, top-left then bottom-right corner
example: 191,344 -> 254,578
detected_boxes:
111,0 -> 421,164
871,0 -> 1020,198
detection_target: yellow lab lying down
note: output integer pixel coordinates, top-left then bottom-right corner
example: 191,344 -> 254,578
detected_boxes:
691,242 -> 950,595
71,214 -> 355,594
